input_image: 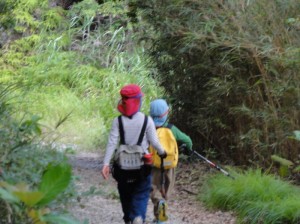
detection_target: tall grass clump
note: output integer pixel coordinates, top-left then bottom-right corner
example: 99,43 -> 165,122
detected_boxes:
201,170 -> 300,224
135,0 -> 300,167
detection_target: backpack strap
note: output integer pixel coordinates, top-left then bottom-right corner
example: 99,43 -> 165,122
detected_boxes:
118,115 -> 148,146
157,123 -> 173,130
118,116 -> 126,145
166,123 -> 173,129
137,116 -> 148,146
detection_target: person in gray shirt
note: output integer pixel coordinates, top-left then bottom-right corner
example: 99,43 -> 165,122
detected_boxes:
101,84 -> 166,224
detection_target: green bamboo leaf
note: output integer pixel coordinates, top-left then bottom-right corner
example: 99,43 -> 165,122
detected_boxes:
0,188 -> 20,203
279,166 -> 289,178
37,163 -> 71,206
13,191 -> 44,206
293,166 -> 300,173
43,214 -> 81,224
271,155 -> 294,167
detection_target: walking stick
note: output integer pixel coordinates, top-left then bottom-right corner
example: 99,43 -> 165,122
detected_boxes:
181,144 -> 235,179
193,150 -> 235,179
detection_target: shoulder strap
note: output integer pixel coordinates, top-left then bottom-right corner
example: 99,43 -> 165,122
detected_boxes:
166,123 -> 173,129
157,123 -> 173,130
118,116 -> 125,144
137,115 -> 148,146
118,115 -> 148,146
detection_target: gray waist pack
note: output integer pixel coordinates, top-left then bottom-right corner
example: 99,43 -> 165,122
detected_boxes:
115,115 -> 148,170
116,145 -> 144,170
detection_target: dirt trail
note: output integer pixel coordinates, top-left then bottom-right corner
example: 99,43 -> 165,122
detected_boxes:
68,152 -> 236,224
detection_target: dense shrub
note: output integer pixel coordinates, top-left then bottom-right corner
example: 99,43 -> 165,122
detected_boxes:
0,85 -> 78,223
134,0 -> 300,166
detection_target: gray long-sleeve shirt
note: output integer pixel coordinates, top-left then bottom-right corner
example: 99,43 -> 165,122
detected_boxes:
103,112 -> 165,165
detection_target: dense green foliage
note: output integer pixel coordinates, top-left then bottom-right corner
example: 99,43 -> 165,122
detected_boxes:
0,0 -> 163,223
0,164 -> 79,224
134,0 -> 300,166
0,0 -> 163,149
1,0 -> 300,223
201,170 -> 300,224
0,85 -> 78,223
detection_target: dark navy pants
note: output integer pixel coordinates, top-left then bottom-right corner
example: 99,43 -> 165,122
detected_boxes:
117,174 -> 152,223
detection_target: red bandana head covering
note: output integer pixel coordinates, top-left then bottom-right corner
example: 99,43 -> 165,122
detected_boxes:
117,84 -> 144,117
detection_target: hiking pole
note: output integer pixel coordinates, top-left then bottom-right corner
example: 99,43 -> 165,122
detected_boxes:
180,144 -> 235,179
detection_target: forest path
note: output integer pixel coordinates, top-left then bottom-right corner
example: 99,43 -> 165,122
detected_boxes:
68,152 -> 236,224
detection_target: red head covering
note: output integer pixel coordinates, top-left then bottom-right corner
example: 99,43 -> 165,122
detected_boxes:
117,84 -> 144,117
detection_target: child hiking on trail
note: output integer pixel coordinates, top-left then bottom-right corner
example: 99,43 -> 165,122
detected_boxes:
149,99 -> 193,224
101,84 -> 167,224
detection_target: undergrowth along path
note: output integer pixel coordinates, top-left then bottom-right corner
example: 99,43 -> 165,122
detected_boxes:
68,152 -> 236,224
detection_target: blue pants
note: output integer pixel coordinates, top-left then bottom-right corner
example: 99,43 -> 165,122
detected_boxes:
117,174 -> 152,223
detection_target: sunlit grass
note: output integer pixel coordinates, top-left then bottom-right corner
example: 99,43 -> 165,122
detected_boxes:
12,86 -> 102,150
200,169 -> 300,223
14,67 -> 162,151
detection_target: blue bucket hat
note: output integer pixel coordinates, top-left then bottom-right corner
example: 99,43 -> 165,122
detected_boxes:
150,99 -> 169,127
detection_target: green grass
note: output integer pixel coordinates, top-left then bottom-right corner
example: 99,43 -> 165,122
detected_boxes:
0,0 -> 165,152
14,70 -> 161,151
200,169 -> 300,224
4,36 -> 164,151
